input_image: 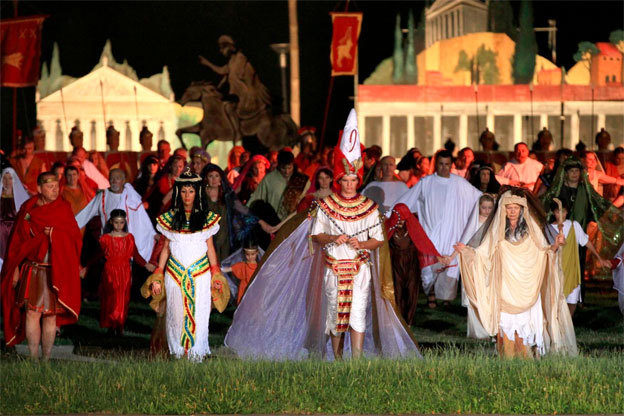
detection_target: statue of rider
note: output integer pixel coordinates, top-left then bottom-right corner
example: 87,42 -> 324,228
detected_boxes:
199,35 -> 272,122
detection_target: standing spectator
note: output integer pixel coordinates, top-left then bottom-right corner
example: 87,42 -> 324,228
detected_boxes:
362,156 -> 408,212
60,166 -> 95,215
157,140 -> 171,169
0,168 -> 29,269
10,138 -> 47,195
452,147 -> 475,178
496,142 -> 543,190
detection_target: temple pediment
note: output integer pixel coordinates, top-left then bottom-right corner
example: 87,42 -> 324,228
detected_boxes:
39,64 -> 171,104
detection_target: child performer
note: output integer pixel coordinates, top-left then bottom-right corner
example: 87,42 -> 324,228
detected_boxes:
546,198 -> 611,316
99,209 -> 155,335
221,240 -> 260,305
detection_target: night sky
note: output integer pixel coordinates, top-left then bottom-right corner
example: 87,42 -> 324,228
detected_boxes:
1,0 -> 623,151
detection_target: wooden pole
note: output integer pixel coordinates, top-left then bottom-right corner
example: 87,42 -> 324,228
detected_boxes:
319,76 -> 335,152
59,88 -> 69,139
11,0 -> 18,151
288,0 -> 300,125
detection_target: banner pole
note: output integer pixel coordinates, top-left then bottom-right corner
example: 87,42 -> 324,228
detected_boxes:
11,0 -> 18,151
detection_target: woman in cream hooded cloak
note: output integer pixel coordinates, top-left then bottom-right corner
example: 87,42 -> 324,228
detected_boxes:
456,187 -> 577,358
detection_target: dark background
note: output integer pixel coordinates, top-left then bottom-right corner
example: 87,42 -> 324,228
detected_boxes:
2,0 -> 623,152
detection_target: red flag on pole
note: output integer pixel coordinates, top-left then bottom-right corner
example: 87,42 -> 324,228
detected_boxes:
330,12 -> 362,76
1,15 -> 47,87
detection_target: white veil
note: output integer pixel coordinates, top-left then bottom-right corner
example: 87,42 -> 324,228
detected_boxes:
2,167 -> 29,211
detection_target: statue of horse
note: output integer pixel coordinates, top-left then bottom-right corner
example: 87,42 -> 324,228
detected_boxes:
175,81 -> 297,151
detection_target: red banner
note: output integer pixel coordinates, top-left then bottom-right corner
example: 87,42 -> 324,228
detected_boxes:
330,12 -> 362,76
1,15 -> 46,87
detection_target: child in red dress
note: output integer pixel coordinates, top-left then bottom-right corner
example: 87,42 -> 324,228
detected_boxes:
99,209 -> 155,335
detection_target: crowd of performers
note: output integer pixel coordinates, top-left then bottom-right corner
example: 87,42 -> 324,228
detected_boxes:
1,115 -> 623,361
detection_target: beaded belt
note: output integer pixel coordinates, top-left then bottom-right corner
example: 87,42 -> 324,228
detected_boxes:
323,251 -> 370,333
166,255 -> 210,352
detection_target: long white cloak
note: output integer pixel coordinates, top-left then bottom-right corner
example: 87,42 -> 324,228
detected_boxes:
75,183 -> 156,260
393,173 -> 481,300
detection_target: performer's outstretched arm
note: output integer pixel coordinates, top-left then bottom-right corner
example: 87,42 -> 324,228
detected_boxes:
151,239 -> 170,296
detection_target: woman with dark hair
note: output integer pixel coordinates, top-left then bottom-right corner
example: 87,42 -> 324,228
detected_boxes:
133,155 -> 160,197
469,164 -> 501,194
143,169 -> 226,361
396,148 -> 422,187
145,155 -> 185,220
296,167 -> 333,212
203,163 -> 275,260
204,164 -> 231,262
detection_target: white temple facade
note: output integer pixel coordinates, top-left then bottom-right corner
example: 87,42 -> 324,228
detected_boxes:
37,41 -> 177,152
425,0 -> 488,48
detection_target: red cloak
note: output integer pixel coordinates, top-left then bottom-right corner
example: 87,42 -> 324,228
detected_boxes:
1,196 -> 82,346
385,203 -> 441,269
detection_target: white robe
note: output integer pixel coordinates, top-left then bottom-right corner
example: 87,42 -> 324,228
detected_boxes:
75,184 -> 156,260
394,173 -> 481,300
310,205 -> 384,335
496,158 -> 543,189
157,221 -> 219,360
362,181 -> 409,213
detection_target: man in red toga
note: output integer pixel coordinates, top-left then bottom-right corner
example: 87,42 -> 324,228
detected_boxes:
1,172 -> 82,360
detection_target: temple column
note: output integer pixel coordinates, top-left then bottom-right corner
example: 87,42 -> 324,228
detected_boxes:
540,114 -> 548,132
459,114 -> 468,149
571,112 -> 580,147
433,113 -> 442,155
513,114 -> 523,144
382,114 -> 391,155
407,114 -> 416,150
459,9 -> 464,36
486,113 -> 494,132
597,113 -> 606,131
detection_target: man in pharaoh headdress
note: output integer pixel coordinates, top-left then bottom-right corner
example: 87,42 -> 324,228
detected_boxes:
224,109 -> 420,361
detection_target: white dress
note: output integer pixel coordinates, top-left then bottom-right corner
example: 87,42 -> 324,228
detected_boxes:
310,193 -> 384,335
156,210 -> 220,360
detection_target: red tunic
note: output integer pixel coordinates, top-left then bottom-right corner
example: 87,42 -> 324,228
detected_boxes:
1,196 -> 82,346
231,262 -> 258,305
98,233 -> 146,329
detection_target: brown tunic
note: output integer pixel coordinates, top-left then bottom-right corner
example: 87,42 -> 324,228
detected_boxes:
389,229 -> 421,325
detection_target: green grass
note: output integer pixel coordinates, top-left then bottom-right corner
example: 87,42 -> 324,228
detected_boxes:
2,352 -> 623,414
1,283 -> 622,414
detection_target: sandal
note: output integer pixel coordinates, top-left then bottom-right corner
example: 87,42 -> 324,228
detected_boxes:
428,295 -> 437,309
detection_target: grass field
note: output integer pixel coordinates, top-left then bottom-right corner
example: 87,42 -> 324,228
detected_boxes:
1,283 -> 623,414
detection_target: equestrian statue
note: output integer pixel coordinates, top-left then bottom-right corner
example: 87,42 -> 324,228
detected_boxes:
176,35 -> 297,151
